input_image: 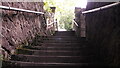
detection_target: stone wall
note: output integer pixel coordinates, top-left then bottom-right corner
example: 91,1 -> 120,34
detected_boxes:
86,2 -> 120,66
0,2 -> 48,59
74,7 -> 86,37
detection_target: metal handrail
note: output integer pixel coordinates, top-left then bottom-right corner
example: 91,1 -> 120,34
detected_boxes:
73,20 -> 79,27
0,5 -> 57,30
82,2 -> 120,14
73,2 -> 120,27
0,6 -> 44,14
47,22 -> 54,26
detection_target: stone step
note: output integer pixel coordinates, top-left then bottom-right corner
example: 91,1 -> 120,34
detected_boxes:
55,32 -> 75,34
54,34 -> 75,36
23,46 -> 95,51
40,43 -> 89,47
17,49 -> 96,56
2,60 -> 107,68
55,31 -> 75,35
54,33 -> 75,35
42,36 -> 85,39
42,38 -> 87,42
11,55 -> 97,63
2,31 -> 105,68
42,37 -> 87,43
43,40 -> 86,43
43,37 -> 86,41
23,46 -> 93,51
41,42 -> 88,46
41,40 -> 81,43
34,43 -> 88,47
55,31 -> 75,33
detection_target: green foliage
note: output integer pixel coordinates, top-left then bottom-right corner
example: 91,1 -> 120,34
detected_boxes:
44,0 -> 56,12
44,0 -> 76,30
59,11 -> 74,30
0,55 -> 3,60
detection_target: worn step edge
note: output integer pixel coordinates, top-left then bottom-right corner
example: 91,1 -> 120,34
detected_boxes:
41,42 -> 87,45
17,49 -> 96,56
3,60 -> 108,67
22,46 -> 95,51
3,60 -> 95,66
17,49 -> 95,53
11,54 -> 97,63
13,54 -> 95,58
27,46 -> 91,50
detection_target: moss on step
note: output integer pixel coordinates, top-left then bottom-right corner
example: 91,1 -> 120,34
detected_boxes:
2,61 -> 22,68
22,46 -> 41,50
0,55 -> 3,61
2,35 -> 48,68
10,55 -> 29,62
15,35 -> 45,55
30,34 -> 44,46
0,55 -> 2,68
16,49 -> 33,55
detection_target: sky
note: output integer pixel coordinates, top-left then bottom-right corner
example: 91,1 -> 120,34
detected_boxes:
75,0 -> 87,8
44,0 -> 88,8
54,0 -> 87,8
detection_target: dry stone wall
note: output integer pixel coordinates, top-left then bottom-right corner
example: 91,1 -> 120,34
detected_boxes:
74,7 -> 86,37
0,2 -> 48,59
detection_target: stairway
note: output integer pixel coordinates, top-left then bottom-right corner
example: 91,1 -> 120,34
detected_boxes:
2,31 -> 105,68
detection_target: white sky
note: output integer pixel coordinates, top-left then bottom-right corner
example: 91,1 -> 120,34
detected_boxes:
75,0 -> 87,8
55,0 -> 87,8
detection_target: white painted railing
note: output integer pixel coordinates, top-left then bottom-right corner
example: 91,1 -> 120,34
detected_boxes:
0,6 -> 44,14
73,20 -> 79,27
82,2 -> 120,14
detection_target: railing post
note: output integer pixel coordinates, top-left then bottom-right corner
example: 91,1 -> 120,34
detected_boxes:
55,19 -> 58,31
45,7 -> 56,35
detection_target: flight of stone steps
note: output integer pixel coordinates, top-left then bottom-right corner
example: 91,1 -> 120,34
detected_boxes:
2,31 -> 107,68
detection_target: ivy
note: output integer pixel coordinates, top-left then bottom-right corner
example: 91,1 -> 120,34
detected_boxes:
0,54 -> 3,61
